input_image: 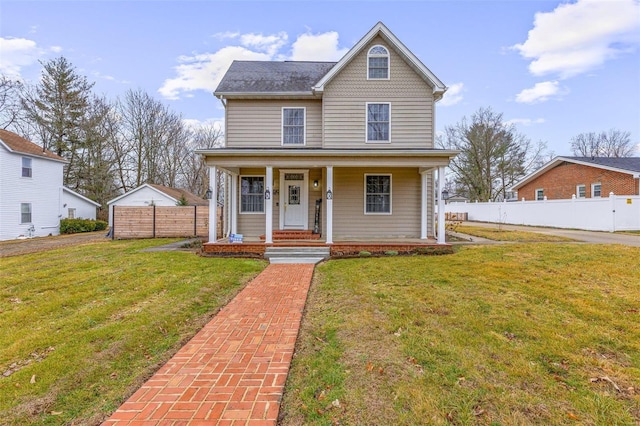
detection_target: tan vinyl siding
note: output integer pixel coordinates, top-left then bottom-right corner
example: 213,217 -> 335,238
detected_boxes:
226,99 -> 322,148
237,168 -> 267,238
332,167 -> 422,238
323,36 -> 435,149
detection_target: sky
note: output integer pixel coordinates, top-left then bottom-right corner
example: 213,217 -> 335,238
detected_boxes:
1,0 -> 639,156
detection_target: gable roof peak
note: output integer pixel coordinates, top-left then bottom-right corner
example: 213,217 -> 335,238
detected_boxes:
312,21 -> 447,99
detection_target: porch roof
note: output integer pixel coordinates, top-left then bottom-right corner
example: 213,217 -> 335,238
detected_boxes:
196,147 -> 459,169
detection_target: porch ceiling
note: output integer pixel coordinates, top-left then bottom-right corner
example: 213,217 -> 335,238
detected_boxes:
196,147 -> 459,169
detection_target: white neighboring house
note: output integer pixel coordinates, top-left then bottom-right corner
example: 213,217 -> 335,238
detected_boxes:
0,129 -> 68,240
107,183 -> 208,227
61,187 -> 101,220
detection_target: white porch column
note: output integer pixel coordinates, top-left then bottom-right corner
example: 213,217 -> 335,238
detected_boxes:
208,166 -> 218,243
230,173 -> 238,235
437,166 -> 446,244
265,166 -> 273,243
326,166 -> 333,244
420,171 -> 428,239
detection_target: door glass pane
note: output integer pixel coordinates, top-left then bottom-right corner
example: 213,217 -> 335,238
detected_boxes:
288,185 -> 300,205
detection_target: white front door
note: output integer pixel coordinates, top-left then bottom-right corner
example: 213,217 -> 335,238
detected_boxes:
281,170 -> 308,229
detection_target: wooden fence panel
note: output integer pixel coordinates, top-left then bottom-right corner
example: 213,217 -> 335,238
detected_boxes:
112,205 -> 221,239
113,206 -> 155,239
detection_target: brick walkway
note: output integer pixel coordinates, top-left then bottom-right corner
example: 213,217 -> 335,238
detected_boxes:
103,263 -> 315,426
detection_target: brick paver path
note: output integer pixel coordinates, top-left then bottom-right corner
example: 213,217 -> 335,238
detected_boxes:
103,263 -> 315,426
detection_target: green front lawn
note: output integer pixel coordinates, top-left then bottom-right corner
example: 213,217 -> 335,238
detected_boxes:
455,225 -> 575,242
3,239 -> 639,425
280,244 -> 640,425
0,239 -> 266,425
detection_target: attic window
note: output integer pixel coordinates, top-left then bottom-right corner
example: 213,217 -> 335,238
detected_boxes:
368,45 -> 389,79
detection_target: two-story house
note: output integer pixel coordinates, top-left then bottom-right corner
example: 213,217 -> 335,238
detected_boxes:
0,129 -> 100,240
197,22 -> 457,250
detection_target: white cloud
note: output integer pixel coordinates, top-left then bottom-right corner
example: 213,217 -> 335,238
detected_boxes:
290,31 -> 348,61
158,46 -> 271,100
513,0 -> 640,78
213,31 -> 240,41
240,32 -> 288,56
505,117 -> 546,127
160,30 -> 349,100
439,82 -> 464,106
0,37 -> 43,78
515,81 -> 567,104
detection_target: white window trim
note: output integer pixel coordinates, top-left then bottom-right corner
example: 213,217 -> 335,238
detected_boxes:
535,188 -> 544,201
364,173 -> 392,215
576,184 -> 586,198
367,45 -> 390,80
365,102 -> 391,144
591,182 -> 602,198
239,175 -> 265,214
22,157 -> 32,178
20,203 -> 32,224
281,107 -> 306,146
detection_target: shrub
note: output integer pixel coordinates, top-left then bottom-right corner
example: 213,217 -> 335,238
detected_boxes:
359,251 -> 371,258
384,250 -> 398,256
60,218 -> 109,234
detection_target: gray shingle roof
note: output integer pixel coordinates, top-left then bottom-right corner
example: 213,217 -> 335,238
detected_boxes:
215,61 -> 337,94
568,157 -> 640,173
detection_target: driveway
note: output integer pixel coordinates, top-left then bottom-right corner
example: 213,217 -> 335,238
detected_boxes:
462,221 -> 640,247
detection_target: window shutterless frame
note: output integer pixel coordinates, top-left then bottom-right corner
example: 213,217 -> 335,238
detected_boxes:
21,157 -> 32,178
591,182 -> 602,198
576,184 -> 586,198
20,203 -> 32,224
281,107 -> 306,146
535,188 -> 544,201
364,174 -> 392,214
367,45 -> 390,80
239,175 -> 265,214
365,102 -> 391,143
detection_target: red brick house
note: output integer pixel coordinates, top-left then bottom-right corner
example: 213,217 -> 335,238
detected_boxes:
511,157 -> 640,201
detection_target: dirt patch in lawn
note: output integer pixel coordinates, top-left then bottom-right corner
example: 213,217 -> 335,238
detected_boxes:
0,232 -> 109,258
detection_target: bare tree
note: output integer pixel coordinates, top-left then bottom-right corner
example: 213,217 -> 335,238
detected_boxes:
179,124 -> 224,197
115,89 -> 191,191
440,107 -> 547,202
0,76 -> 25,130
570,129 -> 636,157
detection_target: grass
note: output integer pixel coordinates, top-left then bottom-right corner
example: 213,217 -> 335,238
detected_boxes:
280,243 -> 640,425
0,238 -> 266,425
454,225 -> 575,242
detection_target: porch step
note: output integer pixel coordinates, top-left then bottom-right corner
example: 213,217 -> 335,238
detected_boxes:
264,246 -> 330,264
260,230 -> 321,241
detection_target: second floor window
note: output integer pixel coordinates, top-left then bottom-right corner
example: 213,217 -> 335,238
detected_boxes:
366,103 -> 390,142
592,183 -> 602,198
282,108 -> 305,145
22,157 -> 32,177
368,45 -> 389,79
576,184 -> 586,198
536,189 -> 544,201
240,176 -> 265,213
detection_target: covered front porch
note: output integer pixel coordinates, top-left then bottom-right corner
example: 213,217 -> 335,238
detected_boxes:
197,148 -> 457,255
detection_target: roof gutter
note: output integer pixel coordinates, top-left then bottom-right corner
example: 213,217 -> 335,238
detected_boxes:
213,91 -> 318,99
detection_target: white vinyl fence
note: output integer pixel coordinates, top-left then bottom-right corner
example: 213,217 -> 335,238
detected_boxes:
445,193 -> 640,232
